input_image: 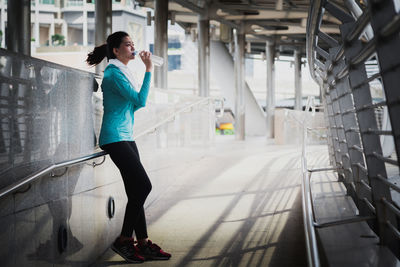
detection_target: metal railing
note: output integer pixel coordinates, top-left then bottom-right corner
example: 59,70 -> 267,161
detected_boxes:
301,97 -> 322,267
301,96 -> 376,267
0,94 -> 220,200
306,0 -> 400,263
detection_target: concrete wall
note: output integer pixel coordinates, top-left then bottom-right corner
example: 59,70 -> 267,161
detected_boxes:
210,40 -> 267,136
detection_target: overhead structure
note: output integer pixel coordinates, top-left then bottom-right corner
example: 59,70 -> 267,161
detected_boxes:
137,0 -> 340,57
137,0 -> 342,138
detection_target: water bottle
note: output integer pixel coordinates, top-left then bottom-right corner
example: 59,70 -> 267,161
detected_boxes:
133,51 -> 164,66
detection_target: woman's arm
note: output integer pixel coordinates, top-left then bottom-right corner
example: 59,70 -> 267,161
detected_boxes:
112,69 -> 151,108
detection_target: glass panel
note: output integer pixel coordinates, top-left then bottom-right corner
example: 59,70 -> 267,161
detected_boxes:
66,0 -> 83,6
0,49 -> 96,189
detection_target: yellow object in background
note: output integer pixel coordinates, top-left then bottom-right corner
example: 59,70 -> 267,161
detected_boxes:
219,123 -> 233,130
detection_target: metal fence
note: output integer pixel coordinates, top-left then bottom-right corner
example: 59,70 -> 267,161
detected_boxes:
307,0 -> 400,262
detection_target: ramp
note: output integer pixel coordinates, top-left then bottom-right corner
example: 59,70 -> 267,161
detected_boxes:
210,41 -> 267,136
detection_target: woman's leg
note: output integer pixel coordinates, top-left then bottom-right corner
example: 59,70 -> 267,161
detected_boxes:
127,141 -> 150,241
102,141 -> 152,239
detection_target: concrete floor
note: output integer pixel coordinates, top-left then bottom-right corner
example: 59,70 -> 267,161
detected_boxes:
94,136 -> 309,267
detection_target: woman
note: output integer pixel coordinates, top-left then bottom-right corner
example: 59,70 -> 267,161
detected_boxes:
86,31 -> 171,263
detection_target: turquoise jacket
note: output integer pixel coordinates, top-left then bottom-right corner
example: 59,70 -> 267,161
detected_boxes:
99,64 -> 151,146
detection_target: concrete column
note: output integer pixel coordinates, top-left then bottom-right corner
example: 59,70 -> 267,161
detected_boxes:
198,14 -> 210,97
83,0 -> 88,46
1,0 -> 5,48
95,0 -> 112,74
62,21 -> 68,46
34,0 -> 39,47
234,26 -> 245,140
154,0 -> 168,89
266,40 -> 275,138
49,21 -> 55,46
294,49 -> 302,110
6,0 -> 30,55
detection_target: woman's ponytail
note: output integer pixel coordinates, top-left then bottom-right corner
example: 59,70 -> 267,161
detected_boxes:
86,44 -> 108,66
86,32 -> 129,66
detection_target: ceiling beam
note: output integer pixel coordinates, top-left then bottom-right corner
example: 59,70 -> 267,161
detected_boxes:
172,0 -> 204,14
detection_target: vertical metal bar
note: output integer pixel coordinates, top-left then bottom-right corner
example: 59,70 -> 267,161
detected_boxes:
294,49 -> 303,110
266,40 -> 275,138
198,14 -> 210,97
95,0 -> 112,74
325,94 -> 344,178
330,45 -> 375,223
324,100 -> 336,167
326,49 -> 354,190
341,20 -> 398,252
330,85 -> 353,186
234,25 -> 245,140
369,0 -> 400,167
154,0 -> 168,90
339,79 -> 373,206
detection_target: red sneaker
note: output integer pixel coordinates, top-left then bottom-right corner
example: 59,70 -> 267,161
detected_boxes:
137,240 -> 171,260
111,238 -> 145,263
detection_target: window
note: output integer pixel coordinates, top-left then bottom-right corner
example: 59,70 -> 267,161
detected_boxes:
67,0 -> 83,6
40,0 -> 55,4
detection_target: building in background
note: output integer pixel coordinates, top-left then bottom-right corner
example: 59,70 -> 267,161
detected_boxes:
0,0 -> 149,70
0,0 -> 146,48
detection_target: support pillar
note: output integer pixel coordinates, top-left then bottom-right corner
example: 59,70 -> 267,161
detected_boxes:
198,14 -> 210,97
62,21 -> 68,46
154,0 -> 168,89
234,26 -> 245,140
83,0 -> 88,46
0,0 -> 4,48
294,48 -> 302,110
6,0 -> 31,55
34,0 -> 39,47
49,22 -> 55,46
266,40 -> 275,138
95,0 -> 112,74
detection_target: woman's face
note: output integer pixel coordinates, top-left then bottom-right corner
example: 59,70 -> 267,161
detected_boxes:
114,36 -> 135,64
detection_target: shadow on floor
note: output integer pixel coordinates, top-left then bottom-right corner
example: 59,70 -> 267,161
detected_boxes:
171,153 -> 308,267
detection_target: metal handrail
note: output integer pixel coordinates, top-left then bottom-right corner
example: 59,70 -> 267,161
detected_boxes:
0,151 -> 107,199
0,96 -> 218,200
300,96 -> 375,267
134,97 -> 214,139
302,135 -> 320,267
148,88 -> 225,118
301,96 -> 321,267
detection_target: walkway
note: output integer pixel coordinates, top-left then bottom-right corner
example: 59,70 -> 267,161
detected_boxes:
94,136 -> 314,266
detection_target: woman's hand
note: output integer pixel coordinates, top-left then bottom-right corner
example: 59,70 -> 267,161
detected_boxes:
139,51 -> 153,72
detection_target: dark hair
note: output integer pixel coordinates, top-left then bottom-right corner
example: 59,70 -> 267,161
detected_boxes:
86,31 -> 129,66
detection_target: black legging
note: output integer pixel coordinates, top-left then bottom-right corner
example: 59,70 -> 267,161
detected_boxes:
101,141 -> 152,239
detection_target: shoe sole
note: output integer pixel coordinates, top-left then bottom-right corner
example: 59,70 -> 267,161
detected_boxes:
111,245 -> 144,263
144,256 -> 171,261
